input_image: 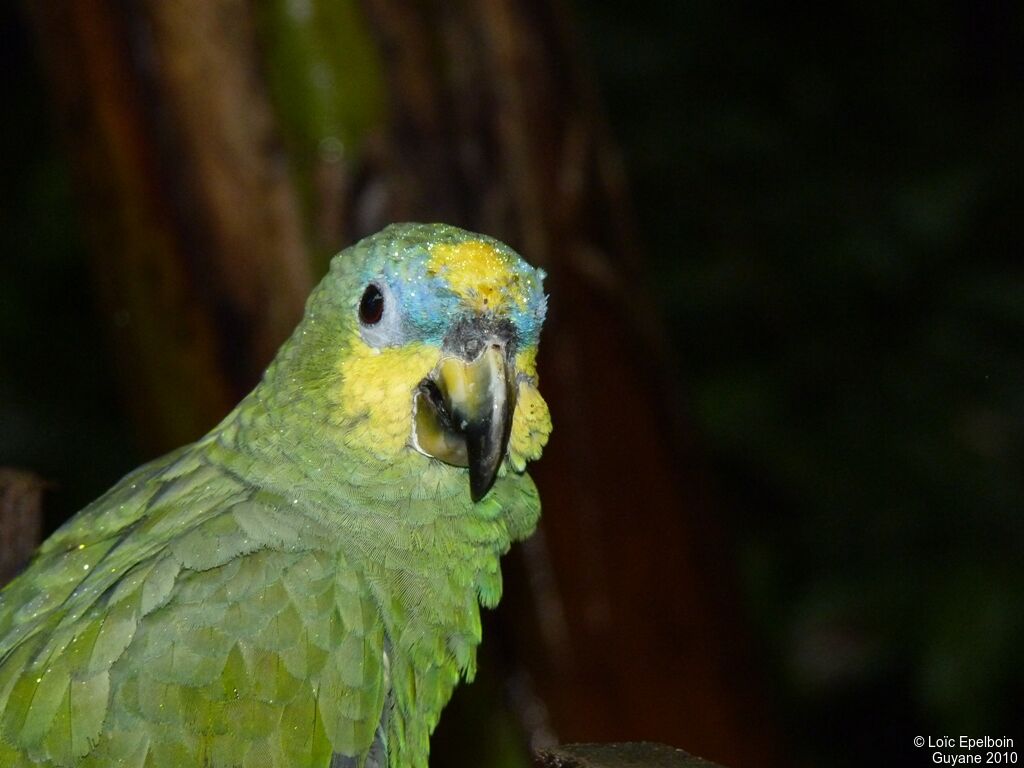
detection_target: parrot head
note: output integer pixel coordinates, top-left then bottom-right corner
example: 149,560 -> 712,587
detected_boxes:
288,223 -> 551,502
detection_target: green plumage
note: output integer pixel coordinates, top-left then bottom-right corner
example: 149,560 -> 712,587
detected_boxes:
0,224 -> 550,767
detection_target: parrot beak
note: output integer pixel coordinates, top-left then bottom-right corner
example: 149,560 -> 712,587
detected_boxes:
412,321 -> 517,502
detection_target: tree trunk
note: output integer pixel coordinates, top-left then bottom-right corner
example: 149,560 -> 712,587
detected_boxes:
28,0 -> 312,452
0,469 -> 46,585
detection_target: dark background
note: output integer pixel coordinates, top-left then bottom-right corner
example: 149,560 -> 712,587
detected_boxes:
585,0 -> 1024,761
587,3 -> 1023,762
1,2 -> 1021,767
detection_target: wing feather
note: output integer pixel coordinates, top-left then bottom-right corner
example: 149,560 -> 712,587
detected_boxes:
0,442 -> 389,767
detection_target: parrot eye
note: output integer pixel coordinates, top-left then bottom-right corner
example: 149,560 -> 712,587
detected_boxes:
359,284 -> 384,325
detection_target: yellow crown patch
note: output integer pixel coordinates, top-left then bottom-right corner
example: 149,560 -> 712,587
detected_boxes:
427,240 -> 528,313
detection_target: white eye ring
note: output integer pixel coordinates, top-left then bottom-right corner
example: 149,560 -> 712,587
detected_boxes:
357,281 -> 405,349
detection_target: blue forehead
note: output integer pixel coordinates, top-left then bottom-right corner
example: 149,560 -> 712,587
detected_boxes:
351,223 -> 548,346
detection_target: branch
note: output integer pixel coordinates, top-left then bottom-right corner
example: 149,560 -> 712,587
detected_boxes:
536,743 -> 727,768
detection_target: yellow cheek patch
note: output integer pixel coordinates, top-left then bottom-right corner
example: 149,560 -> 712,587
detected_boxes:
428,240 -> 528,313
335,334 -> 551,470
509,379 -> 551,473
515,347 -> 538,379
334,339 -> 439,458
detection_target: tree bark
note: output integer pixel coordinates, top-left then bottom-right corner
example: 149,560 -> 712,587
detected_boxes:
27,0 -> 312,452
0,469 -> 46,586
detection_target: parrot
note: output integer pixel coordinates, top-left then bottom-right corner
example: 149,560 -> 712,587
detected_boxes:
0,223 -> 552,768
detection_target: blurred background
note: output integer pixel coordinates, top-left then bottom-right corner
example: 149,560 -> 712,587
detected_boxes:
1,1 -> 1021,767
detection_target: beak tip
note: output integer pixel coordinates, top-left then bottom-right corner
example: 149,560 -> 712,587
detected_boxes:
469,468 -> 496,503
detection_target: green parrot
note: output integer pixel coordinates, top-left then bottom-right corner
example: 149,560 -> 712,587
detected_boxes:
0,223 -> 551,768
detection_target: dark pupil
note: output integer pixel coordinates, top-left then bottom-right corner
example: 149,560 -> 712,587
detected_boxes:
359,284 -> 384,325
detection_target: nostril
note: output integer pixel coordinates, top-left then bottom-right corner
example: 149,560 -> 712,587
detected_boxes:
464,338 -> 482,358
